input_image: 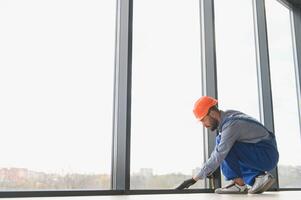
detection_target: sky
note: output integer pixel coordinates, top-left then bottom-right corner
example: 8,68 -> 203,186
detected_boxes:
131,0 -> 203,175
265,0 -> 301,167
215,0 -> 260,119
0,0 -> 115,174
0,0 -> 300,177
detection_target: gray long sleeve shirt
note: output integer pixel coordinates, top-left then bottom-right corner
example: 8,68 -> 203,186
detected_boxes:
195,110 -> 272,180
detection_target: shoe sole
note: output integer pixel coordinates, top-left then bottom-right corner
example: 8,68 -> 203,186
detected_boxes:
256,178 -> 276,194
248,176 -> 275,194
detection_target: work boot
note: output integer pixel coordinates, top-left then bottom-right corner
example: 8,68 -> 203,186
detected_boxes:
215,181 -> 248,194
248,172 -> 275,194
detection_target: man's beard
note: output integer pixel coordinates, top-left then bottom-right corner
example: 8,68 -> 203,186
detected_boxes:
210,118 -> 219,131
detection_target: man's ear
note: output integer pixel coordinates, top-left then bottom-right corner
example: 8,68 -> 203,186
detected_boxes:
208,109 -> 217,118
207,110 -> 213,118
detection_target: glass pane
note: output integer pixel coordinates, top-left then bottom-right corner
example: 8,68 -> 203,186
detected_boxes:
266,0 -> 301,188
0,0 -> 115,190
131,0 -> 205,189
214,0 -> 260,186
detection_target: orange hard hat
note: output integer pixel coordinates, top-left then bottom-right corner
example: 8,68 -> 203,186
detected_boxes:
193,96 -> 218,120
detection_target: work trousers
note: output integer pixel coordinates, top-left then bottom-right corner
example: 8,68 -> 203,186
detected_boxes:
216,134 -> 279,186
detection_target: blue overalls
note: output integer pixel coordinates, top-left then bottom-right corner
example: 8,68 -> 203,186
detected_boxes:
216,117 -> 279,186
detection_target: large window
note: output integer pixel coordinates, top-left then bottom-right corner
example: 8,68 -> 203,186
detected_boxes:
266,0 -> 301,188
214,0 -> 260,186
214,0 -> 260,119
0,0 -> 115,190
131,0 -> 205,189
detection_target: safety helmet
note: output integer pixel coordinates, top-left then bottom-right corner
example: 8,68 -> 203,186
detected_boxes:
193,96 -> 218,120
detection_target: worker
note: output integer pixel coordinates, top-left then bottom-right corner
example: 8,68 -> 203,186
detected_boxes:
176,96 -> 279,194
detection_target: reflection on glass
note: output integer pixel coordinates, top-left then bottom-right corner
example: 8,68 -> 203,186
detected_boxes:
266,0 -> 301,188
0,0 -> 115,190
131,0 -> 204,189
214,0 -> 260,186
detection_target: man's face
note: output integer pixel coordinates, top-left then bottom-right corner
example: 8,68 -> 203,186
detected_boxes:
200,112 -> 219,131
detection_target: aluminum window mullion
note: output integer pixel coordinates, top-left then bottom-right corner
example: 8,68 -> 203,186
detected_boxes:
112,0 -> 133,191
252,0 -> 279,190
292,6 -> 301,141
200,0 -> 221,190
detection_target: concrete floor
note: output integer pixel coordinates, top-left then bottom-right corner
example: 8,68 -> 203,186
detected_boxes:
3,191 -> 300,200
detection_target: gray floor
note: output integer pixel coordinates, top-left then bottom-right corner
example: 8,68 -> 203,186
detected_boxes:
3,191 -> 300,200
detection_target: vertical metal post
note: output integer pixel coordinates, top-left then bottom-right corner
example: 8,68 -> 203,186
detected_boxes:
111,0 -> 133,191
291,6 -> 301,141
199,0 -> 221,189
252,0 -> 279,190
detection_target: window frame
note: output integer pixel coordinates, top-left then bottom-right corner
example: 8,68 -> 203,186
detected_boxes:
0,0 -> 301,197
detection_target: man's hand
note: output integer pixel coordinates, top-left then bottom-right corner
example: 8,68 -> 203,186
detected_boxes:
175,178 -> 197,190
